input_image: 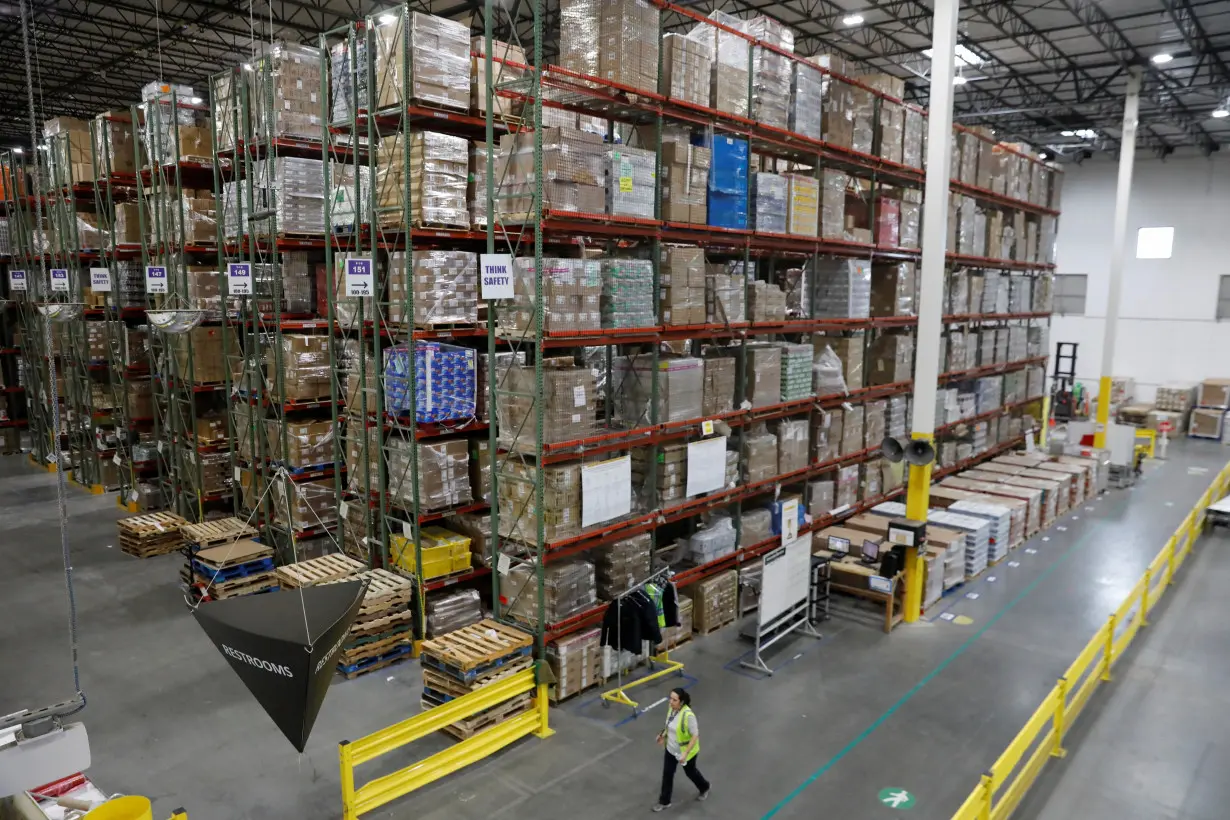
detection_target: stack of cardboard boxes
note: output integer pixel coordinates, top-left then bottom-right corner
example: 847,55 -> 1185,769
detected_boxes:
662,245 -> 706,326
497,357 -> 596,448
373,12 -> 470,111
661,142 -> 710,225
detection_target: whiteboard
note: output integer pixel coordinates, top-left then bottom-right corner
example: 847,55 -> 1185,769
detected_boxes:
760,534 -> 811,628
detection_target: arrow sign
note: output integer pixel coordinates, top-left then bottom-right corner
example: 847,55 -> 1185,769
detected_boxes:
345,257 -> 373,297
193,581 -> 367,752
145,265 -> 168,294
227,262 -> 252,296
9,269 -> 27,291
50,268 -> 69,292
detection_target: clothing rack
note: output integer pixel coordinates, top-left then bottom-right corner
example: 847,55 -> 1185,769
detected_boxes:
600,566 -> 686,714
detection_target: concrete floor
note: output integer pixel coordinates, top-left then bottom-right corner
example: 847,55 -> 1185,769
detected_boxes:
1,440 -> 1226,820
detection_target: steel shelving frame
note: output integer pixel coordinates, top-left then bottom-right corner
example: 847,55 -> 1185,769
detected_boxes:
477,0 -> 1060,653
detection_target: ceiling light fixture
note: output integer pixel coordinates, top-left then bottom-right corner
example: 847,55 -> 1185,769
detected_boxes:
1151,53 -> 1173,65
1060,130 -> 1074,137
13,147 -> 22,154
190,96 -> 202,104
379,12 -> 397,24
1039,151 -> 1049,160
1212,108 -> 1229,119
953,75 -> 968,85
842,14 -> 864,26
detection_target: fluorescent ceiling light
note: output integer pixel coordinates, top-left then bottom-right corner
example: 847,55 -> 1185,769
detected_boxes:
379,12 -> 397,24
13,147 -> 22,154
1039,151 -> 1049,159
190,96 -> 202,104
842,14 -> 863,26
923,44 -> 985,68
952,75 -> 968,85
1060,130 -> 1074,137
1151,53 -> 1173,65
1212,108 -> 1229,119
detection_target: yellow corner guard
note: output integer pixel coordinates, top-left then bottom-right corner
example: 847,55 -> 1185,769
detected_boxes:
950,460 -> 1230,820
601,650 -> 685,710
339,668 -> 550,820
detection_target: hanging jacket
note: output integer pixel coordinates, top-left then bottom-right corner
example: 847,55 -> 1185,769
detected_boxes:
646,581 -> 680,629
601,591 -> 655,653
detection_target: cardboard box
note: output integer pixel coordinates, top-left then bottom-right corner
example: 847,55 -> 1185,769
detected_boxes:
374,12 -> 469,111
870,262 -> 916,317
662,32 -> 712,106
745,345 -> 782,408
690,569 -> 737,633
1197,379 -> 1230,409
168,326 -> 239,384
702,355 -> 737,416
269,334 -> 330,400
497,358 -> 596,447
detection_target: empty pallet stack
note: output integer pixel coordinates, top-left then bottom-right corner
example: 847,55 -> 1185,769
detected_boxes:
117,511 -> 188,558
186,538 -> 278,603
418,619 -> 535,739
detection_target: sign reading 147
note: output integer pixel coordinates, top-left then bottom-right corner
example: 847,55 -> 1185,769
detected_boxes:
345,257 -> 373,297
145,265 -> 168,294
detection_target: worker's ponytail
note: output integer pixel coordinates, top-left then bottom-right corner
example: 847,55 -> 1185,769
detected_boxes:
672,687 -> 691,707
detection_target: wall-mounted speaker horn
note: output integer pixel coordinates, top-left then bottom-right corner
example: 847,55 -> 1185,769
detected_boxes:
905,439 -> 936,466
881,436 -> 905,463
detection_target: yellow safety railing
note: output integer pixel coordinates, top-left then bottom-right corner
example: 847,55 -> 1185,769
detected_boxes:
951,460 -> 1230,820
339,668 -> 552,820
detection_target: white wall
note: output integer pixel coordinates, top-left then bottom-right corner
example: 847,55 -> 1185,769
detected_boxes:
1051,151 -> 1230,402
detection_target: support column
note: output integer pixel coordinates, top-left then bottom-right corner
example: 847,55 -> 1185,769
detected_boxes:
1093,67 -> 1142,449
902,0 -> 959,623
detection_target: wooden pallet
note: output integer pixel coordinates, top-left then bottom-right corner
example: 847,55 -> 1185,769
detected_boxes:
192,539 -> 273,572
117,511 -> 188,557
694,614 -> 736,636
339,630 -> 413,665
421,654 -> 534,700
348,608 -> 415,640
198,571 -> 279,600
429,692 -> 534,741
277,554 -> 367,589
419,618 -> 533,672
181,517 -> 257,547
341,647 -> 413,680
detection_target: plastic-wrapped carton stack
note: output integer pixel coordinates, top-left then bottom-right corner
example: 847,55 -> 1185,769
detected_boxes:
661,141 -> 710,225
497,358 -> 596,447
690,569 -> 737,633
745,345 -> 782,407
702,355 -> 737,416
813,259 -> 871,318
373,12 -> 469,111
384,340 -> 476,422
471,38 -> 525,119
746,16 -> 793,130
498,461 -> 581,544
774,418 -> 809,474
386,249 -> 478,327
547,629 -> 602,703
821,169 -> 848,239
662,33 -> 713,106
707,135 -> 749,229
778,343 -> 813,402
870,262 -> 916,317
608,146 -> 656,219
867,333 -> 914,386
503,257 -> 602,333
592,534 -> 652,598
690,11 -> 749,118
374,131 -> 469,228
633,443 -> 688,504
503,559 -> 597,626
499,127 -> 605,218
662,245 -> 706,326
786,174 -> 819,237
613,355 -> 704,426
706,270 -> 746,324
601,258 -> 655,329
748,281 -> 787,323
743,429 -> 779,483
791,60 -> 824,140
251,43 -> 323,144
560,0 -> 659,94
687,518 -> 736,566
740,508 -> 773,547
751,172 -> 788,234
425,589 -> 482,638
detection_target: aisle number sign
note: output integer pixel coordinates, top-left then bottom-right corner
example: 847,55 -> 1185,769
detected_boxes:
479,253 -> 514,300
145,265 -> 168,294
345,257 -> 372,297
8,269 -> 26,291
89,267 -> 111,292
227,262 -> 252,296
49,268 -> 69,292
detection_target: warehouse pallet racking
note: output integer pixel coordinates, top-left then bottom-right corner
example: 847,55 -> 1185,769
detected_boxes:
473,0 -> 1060,654
0,191 -> 28,451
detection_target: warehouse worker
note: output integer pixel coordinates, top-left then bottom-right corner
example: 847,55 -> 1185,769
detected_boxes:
654,688 -> 710,811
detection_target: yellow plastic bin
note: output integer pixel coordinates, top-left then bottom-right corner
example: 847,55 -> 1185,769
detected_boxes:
85,796 -> 153,820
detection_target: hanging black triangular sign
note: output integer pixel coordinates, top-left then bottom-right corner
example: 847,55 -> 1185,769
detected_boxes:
193,581 -> 366,752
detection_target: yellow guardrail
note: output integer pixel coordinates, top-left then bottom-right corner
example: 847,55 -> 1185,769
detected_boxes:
951,460 -> 1230,820
339,668 -> 552,820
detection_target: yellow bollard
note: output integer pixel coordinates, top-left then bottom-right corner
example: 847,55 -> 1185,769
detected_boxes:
339,741 -> 358,820
1140,568 -> 1151,626
1102,614 -> 1115,682
1051,678 -> 1068,759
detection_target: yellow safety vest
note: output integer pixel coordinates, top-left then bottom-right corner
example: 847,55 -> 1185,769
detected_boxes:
671,705 -> 699,762
647,583 -> 666,628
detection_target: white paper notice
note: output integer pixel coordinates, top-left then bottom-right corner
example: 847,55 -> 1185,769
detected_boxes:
782,498 -> 799,543
145,265 -> 168,294
89,267 -> 112,292
573,385 -> 586,407
49,268 -> 69,292
227,262 -> 253,296
869,576 -> 892,594
479,253 -> 514,300
345,257 -> 373,297
581,455 -> 632,528
686,436 -> 727,497
8,269 -> 27,291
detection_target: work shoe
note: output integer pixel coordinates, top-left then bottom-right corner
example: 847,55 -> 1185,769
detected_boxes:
653,804 -> 671,812
698,790 -> 710,802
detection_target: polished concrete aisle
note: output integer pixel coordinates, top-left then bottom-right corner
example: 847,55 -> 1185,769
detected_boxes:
1014,502 -> 1230,820
1,441 -> 1225,820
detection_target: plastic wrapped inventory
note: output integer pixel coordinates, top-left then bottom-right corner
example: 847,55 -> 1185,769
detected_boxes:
820,169 -> 848,239
808,479 -> 835,519
661,244 -> 706,325
812,258 -> 871,318
471,37 -> 524,119
976,376 -> 1004,414
745,345 -> 782,408
93,111 -> 137,175
592,534 -> 652,598
864,400 -> 887,453
702,355 -> 737,416
547,629 -> 603,702
373,12 -> 469,111
387,438 -> 471,511
498,461 -> 581,544
743,430 -> 779,484
784,174 -> 819,238
498,127 -> 605,219
689,11 -> 749,118
849,86 -> 876,154
387,250 -> 478,327
774,418 -> 809,474
902,107 -> 923,168
149,189 -> 217,245
779,343 -> 813,402
329,162 -> 370,232
1032,274 -> 1053,312
899,201 -> 920,249
425,589 -> 482,638
600,257 -> 655,328
607,146 -> 656,219
262,419 -> 332,469
384,341 -> 477,422
748,280 -> 787,323
706,134 -> 749,229
870,262 -> 916,317
660,141 -> 710,226
269,476 -> 335,529
861,459 -> 881,499
502,257 -> 602,334
790,60 -> 824,140
1003,369 -> 1027,406
887,395 -> 908,439
559,0 -> 600,79
375,130 -> 469,229
502,560 -> 597,627
814,345 -> 848,396
835,464 -> 860,508
662,32 -> 712,106
1007,275 -> 1032,313
948,269 -> 969,315
688,516 -> 736,565
739,507 -> 774,549
497,358 -> 596,447
250,43 -> 323,143
841,403 -> 864,456
1007,326 -> 1028,361
613,355 -> 704,426
878,99 -> 904,164
633,443 -> 687,505
774,267 -> 810,318
820,335 -> 864,392
706,271 -> 746,324
750,46 -> 791,130
751,172 -> 788,234
268,334 -> 331,400
329,38 -> 368,123
246,157 -> 325,236
1026,365 -> 1045,400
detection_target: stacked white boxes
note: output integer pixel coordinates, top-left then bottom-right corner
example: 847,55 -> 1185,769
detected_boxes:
949,500 -> 1013,564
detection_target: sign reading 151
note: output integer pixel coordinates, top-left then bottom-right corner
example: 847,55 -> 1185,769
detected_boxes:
345,258 -> 372,297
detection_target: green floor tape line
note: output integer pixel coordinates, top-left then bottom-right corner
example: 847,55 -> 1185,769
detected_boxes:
761,527 -> 1097,818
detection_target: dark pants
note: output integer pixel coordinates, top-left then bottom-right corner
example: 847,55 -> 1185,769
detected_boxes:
659,750 -> 709,804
